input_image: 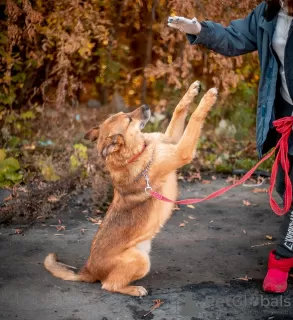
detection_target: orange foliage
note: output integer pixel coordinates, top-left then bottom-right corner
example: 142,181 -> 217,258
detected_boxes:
1,0 -> 261,108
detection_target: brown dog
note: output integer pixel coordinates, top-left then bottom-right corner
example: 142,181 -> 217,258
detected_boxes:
44,81 -> 218,296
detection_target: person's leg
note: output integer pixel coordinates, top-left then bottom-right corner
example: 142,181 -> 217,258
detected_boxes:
276,155 -> 293,257
263,155 -> 293,293
276,213 -> 293,257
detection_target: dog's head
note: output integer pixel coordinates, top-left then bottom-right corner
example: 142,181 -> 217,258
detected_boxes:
85,105 -> 151,162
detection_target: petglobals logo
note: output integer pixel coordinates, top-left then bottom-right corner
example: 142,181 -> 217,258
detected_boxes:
179,293 -> 291,317
204,295 -> 291,308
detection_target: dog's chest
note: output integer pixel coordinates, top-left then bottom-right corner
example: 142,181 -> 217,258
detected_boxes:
136,240 -> 151,257
152,172 -> 178,227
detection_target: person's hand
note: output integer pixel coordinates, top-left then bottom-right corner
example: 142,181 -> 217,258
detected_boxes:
168,16 -> 201,35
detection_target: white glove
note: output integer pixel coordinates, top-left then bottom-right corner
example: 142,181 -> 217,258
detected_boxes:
168,16 -> 202,35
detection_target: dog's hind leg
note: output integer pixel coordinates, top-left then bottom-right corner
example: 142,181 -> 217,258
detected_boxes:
101,248 -> 150,296
165,80 -> 201,143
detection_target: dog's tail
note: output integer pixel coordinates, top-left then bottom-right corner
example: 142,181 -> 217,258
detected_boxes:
44,253 -> 95,282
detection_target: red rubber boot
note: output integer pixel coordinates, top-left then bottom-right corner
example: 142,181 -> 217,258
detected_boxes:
263,250 -> 293,293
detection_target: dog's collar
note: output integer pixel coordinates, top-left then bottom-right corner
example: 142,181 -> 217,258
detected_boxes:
133,159 -> 152,183
125,142 -> 147,164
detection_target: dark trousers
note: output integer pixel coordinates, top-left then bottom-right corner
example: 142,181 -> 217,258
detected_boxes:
276,156 -> 293,258
274,93 -> 293,257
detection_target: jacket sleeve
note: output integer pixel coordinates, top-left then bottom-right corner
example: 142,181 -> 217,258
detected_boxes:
187,3 -> 265,57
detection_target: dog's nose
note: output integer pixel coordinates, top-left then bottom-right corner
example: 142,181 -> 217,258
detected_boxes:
141,104 -> 150,111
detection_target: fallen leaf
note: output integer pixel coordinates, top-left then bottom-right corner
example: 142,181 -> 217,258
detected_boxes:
212,175 -> 217,180
242,200 -> 251,206
202,180 -> 211,184
257,176 -> 265,185
187,204 -> 195,209
188,215 -> 196,220
252,188 -> 268,193
179,223 -> 185,227
48,192 -> 66,204
58,219 -> 62,224
87,217 -> 103,225
14,228 -> 22,234
4,195 -> 12,202
48,195 -> 60,203
226,175 -> 239,184
236,275 -> 252,281
190,172 -> 201,180
226,176 -> 233,183
266,235 -> 273,240
56,225 -> 66,231
243,229 -> 246,234
210,220 -> 213,223
17,186 -> 28,193
23,144 -> 36,150
144,299 -> 165,317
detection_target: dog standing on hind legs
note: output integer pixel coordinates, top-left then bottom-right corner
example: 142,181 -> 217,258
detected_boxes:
44,80 -> 218,296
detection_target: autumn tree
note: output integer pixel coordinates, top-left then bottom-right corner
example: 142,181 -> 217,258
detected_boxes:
0,0 -> 261,110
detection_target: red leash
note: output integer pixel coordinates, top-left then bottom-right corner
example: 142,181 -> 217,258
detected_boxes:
149,116 -> 293,216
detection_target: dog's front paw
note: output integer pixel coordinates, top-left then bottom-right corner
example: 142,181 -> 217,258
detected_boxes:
188,80 -> 201,99
204,87 -> 218,106
125,286 -> 148,297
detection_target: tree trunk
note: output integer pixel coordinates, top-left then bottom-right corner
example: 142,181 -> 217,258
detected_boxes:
141,0 -> 159,104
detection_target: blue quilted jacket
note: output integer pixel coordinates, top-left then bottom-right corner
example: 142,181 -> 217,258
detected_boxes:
187,1 -> 293,157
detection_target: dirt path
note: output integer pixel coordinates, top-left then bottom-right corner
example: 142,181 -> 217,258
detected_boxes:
1,178 -> 293,320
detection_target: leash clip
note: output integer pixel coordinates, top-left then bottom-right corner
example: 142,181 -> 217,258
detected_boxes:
144,173 -> 152,194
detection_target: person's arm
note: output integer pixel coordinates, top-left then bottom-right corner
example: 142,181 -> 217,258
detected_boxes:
169,2 -> 265,57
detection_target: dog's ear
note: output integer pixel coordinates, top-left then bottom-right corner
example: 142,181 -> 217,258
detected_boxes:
84,126 -> 100,142
101,134 -> 124,159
